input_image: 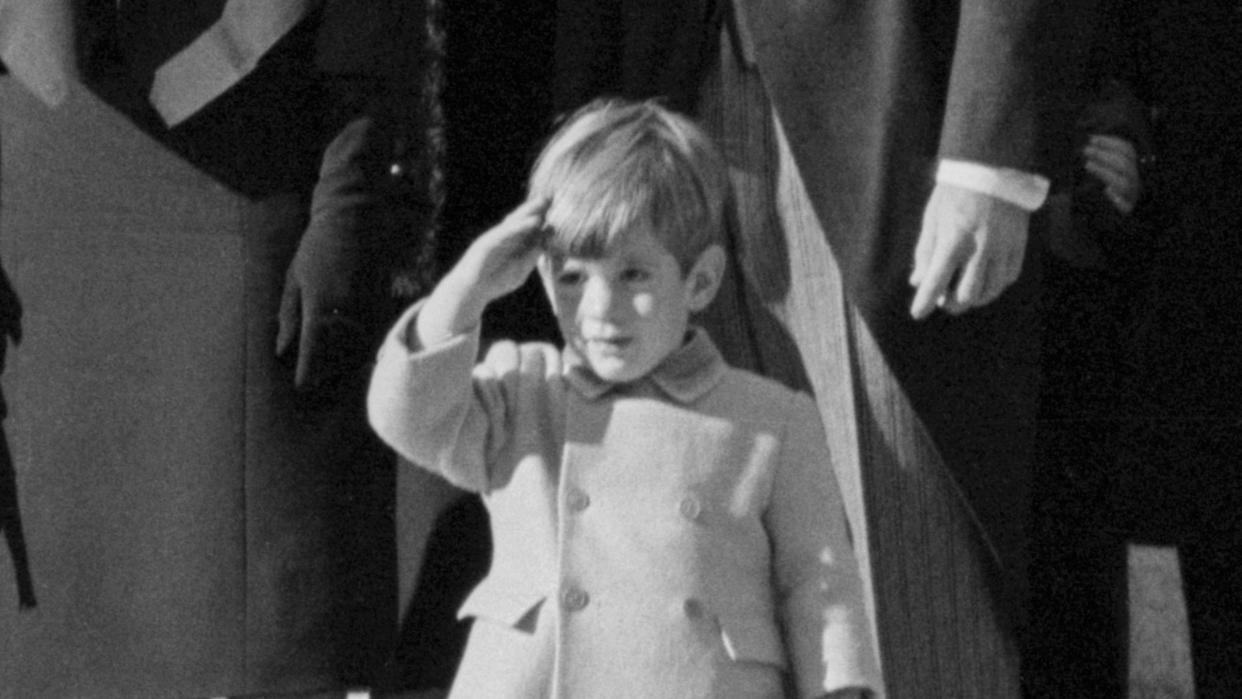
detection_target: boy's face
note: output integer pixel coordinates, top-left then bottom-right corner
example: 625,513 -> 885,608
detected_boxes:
540,229 -> 722,384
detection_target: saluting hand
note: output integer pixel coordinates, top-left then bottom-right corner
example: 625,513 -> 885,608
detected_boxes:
456,197 -> 553,303
415,198 -> 550,344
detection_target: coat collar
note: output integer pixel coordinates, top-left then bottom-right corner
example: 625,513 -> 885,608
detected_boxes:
562,327 -> 726,404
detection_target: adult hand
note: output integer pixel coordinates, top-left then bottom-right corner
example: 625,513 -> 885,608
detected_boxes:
909,183 -> 1029,319
276,224 -> 370,391
1083,134 -> 1141,214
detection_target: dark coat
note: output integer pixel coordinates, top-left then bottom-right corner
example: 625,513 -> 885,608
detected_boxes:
1027,6 -> 1242,695
1082,0 -> 1242,548
1104,0 -> 1242,424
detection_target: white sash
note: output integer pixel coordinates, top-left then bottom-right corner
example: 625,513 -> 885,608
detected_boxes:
149,0 -> 316,125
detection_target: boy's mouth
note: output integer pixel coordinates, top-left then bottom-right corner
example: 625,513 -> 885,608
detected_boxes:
585,336 -> 632,353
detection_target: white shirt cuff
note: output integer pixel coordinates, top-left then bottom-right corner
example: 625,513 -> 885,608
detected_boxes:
936,159 -> 1050,212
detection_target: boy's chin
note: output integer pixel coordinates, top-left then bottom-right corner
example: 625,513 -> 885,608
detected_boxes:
586,356 -> 649,384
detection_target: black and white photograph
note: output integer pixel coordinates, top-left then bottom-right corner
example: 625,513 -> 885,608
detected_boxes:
0,1 -> 1237,697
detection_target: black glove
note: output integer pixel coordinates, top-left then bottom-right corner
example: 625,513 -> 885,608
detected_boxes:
276,112 -> 387,390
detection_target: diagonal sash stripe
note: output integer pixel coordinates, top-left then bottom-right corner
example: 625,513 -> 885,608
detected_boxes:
149,0 -> 315,125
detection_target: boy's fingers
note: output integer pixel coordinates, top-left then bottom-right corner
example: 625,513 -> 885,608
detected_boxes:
489,215 -> 547,252
496,198 -> 548,231
509,197 -> 551,225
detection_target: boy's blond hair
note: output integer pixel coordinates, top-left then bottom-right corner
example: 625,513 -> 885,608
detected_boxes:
528,99 -> 731,271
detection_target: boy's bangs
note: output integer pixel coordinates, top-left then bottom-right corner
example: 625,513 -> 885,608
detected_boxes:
543,148 -> 708,264
530,100 -> 727,267
543,156 -> 658,259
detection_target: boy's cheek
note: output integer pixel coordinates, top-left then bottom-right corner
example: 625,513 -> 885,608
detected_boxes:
546,290 -> 576,320
539,280 -> 569,317
632,294 -> 659,317
548,299 -> 581,337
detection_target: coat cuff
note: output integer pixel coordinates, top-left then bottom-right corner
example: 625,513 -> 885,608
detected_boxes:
368,300 -> 481,465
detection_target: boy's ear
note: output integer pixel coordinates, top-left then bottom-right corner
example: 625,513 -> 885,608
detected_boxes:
685,244 -> 726,312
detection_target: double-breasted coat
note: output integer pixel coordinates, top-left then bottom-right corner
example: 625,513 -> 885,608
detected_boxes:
367,307 -> 882,698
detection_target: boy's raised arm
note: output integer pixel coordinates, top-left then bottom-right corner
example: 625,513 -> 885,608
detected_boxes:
414,198 -> 550,346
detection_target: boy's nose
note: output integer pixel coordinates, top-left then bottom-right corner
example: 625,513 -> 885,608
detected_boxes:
580,278 -> 618,318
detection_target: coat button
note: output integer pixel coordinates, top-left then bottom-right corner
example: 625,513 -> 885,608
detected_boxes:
679,496 -> 702,521
567,488 -> 591,512
562,587 -> 589,612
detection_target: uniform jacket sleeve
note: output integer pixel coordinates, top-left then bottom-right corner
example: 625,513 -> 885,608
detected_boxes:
367,303 -> 562,493
767,393 -> 882,697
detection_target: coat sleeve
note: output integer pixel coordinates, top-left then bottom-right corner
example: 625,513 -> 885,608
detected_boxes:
367,303 -> 564,493
367,304 -> 491,491
766,393 -> 883,698
938,0 -> 1043,171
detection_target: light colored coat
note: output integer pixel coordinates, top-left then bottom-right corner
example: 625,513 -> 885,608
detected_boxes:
367,306 -> 881,698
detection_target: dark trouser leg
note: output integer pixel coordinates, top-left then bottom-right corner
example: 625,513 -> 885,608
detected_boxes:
1182,532 -> 1242,699
1025,261 -> 1130,698
1178,433 -> 1242,699
1024,435 -> 1129,698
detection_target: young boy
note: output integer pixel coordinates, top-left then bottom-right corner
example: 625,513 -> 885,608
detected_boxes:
367,99 -> 882,699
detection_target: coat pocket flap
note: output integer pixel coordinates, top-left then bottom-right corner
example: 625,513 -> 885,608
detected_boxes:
717,612 -> 788,668
457,581 -> 546,628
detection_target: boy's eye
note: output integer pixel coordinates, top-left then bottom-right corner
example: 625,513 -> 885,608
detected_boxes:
620,267 -> 650,283
555,270 -> 585,286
